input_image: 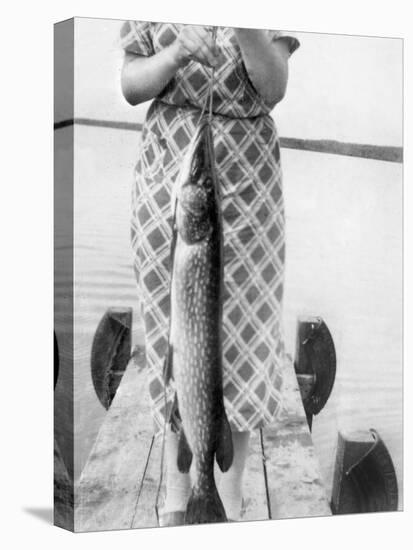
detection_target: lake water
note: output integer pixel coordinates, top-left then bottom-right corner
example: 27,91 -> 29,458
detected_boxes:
55,124 -> 402,507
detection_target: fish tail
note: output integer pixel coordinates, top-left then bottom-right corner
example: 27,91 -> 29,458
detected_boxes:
185,483 -> 227,524
216,409 -> 234,472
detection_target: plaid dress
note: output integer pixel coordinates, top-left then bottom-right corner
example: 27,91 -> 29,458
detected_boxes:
120,22 -> 300,433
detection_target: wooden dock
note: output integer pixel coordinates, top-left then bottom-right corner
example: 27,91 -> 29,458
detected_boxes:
75,356 -> 331,531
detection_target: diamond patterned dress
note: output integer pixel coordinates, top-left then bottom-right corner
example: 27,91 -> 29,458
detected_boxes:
120,21 -> 300,433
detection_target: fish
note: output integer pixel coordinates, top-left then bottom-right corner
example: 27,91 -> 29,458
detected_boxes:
164,117 -> 234,524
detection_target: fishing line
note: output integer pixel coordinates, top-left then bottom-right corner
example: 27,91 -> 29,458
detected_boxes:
208,27 -> 218,124
196,26 -> 218,126
154,207 -> 177,523
154,26 -> 219,524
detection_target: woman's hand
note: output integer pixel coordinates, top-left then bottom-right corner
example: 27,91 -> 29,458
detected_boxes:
121,25 -> 223,106
170,26 -> 223,69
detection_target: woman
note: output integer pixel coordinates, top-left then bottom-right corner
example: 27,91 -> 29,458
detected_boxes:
120,21 -> 299,525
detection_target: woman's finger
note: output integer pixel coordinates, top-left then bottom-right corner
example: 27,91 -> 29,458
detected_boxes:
195,27 -> 223,61
182,40 -> 216,67
177,25 -> 222,68
185,27 -> 220,67
191,26 -> 219,57
197,42 -> 219,67
180,35 -> 214,68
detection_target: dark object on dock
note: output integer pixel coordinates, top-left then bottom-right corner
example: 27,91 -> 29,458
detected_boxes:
294,316 -> 336,429
54,331 -> 60,390
331,429 -> 398,514
91,307 -> 132,410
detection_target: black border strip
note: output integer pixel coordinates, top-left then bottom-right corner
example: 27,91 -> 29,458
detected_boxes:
54,117 -> 403,163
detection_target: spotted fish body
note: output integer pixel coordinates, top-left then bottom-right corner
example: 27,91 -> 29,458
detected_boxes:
168,118 -> 234,524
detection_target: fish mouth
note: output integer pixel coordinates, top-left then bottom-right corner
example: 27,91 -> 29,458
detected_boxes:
172,118 -> 220,246
171,120 -> 211,212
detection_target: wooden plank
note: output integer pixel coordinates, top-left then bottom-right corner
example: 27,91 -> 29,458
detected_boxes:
133,426 -> 270,525
262,358 -> 332,519
280,137 -> 402,163
76,354 -> 331,530
75,362 -> 155,532
130,354 -> 330,523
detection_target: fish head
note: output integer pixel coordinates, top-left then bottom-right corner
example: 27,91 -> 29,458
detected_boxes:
176,182 -> 214,244
174,121 -> 219,245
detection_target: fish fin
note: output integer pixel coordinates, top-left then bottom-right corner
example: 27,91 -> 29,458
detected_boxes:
177,427 -> 193,473
216,410 -> 234,473
163,344 -> 174,385
185,484 -> 227,524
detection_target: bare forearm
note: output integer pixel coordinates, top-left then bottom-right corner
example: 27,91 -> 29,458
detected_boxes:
234,28 -> 289,107
121,26 -> 222,106
121,46 -> 182,106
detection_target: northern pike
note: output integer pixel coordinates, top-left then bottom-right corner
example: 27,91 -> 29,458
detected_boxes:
165,118 -> 234,524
